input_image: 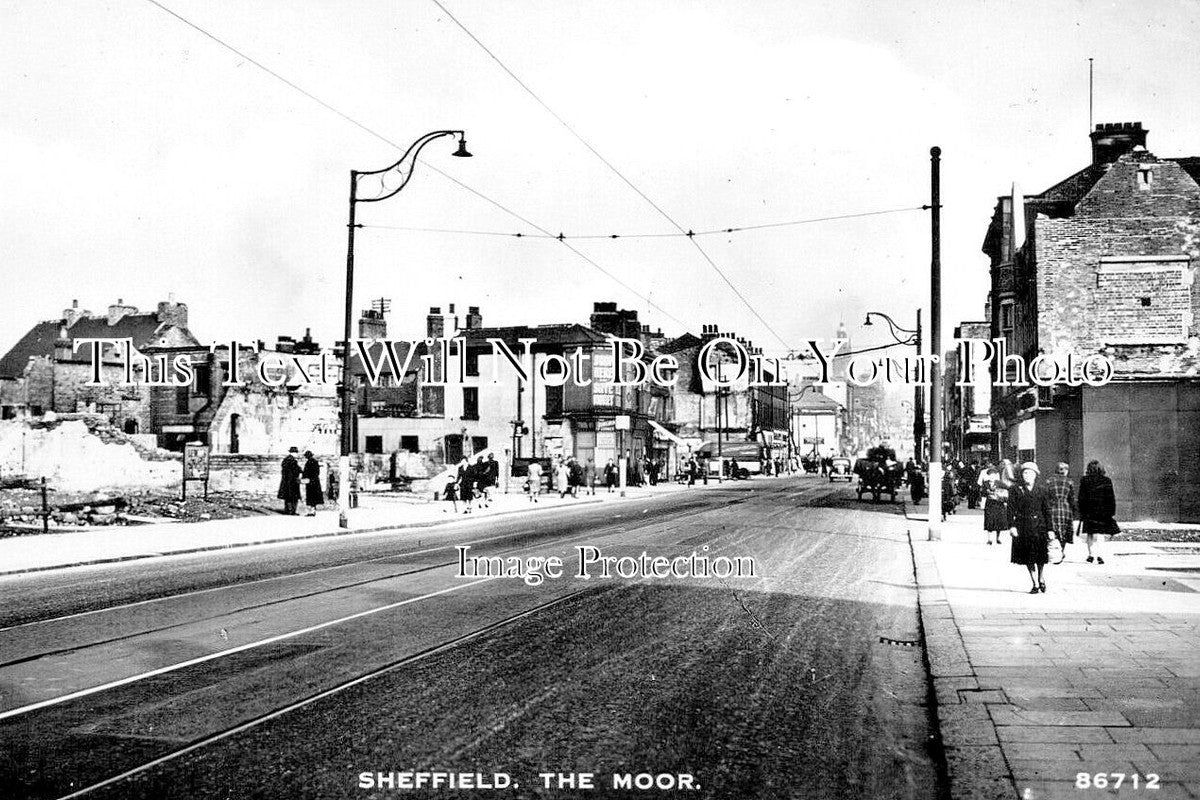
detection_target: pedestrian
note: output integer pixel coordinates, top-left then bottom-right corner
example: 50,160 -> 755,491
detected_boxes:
941,465 -> 958,522
1007,461 -> 1055,594
457,457 -> 475,513
302,450 -> 324,516
485,453 -> 499,504
277,446 -> 301,515
1078,459 -> 1118,565
978,462 -> 1008,545
569,457 -> 584,498
556,459 -> 571,498
442,469 -> 459,513
604,459 -> 618,492
909,465 -> 926,505
965,461 -> 981,509
475,455 -> 492,508
1045,462 -> 1076,563
685,456 -> 696,486
584,457 -> 597,495
527,459 -> 542,503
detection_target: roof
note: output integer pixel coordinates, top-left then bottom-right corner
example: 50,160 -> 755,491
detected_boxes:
0,313 -> 197,379
461,324 -> 612,347
794,391 -> 842,412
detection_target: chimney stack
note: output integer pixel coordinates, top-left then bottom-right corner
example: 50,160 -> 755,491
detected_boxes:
156,297 -> 188,329
358,308 -> 387,340
465,305 -> 482,330
427,306 -> 445,339
1091,121 -> 1148,165
107,298 -> 138,326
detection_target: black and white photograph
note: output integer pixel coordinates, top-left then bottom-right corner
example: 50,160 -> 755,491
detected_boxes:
2,2 -> 1199,798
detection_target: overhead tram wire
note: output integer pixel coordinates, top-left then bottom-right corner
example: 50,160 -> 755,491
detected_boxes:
430,0 -> 802,350
359,205 -> 927,240
140,0 -> 691,331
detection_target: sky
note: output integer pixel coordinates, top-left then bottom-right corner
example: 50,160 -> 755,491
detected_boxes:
3,0 -> 1200,362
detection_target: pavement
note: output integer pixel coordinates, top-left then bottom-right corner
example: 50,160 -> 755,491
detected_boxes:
0,478 -> 719,575
908,503 -> 1200,800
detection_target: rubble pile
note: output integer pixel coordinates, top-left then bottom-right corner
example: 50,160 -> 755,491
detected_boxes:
0,417 -> 180,492
0,487 -> 280,537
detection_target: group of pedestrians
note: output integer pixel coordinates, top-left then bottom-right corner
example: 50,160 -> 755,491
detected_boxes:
442,453 -> 499,514
523,457 -> 620,503
977,458 -> 1120,593
277,446 -> 327,516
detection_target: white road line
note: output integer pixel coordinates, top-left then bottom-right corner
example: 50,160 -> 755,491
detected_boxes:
52,588 -> 592,800
0,577 -> 492,722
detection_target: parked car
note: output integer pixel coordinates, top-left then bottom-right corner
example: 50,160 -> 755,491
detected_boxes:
828,456 -> 853,482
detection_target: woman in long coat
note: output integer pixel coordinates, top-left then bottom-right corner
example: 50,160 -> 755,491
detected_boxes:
1078,460 -> 1118,565
1008,461 -> 1056,594
302,451 -> 324,516
977,462 -> 1008,545
1044,462 -> 1077,562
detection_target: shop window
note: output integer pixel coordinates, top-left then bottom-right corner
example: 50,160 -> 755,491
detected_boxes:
365,435 -> 384,454
400,435 -> 419,452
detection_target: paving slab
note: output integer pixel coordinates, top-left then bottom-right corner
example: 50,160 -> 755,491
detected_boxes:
908,506 -> 1200,800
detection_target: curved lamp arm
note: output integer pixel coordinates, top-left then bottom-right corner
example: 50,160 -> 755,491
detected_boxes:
864,311 -> 919,346
353,130 -> 468,203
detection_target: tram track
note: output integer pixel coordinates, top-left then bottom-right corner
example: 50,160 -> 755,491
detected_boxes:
52,585 -> 609,800
0,486 -> 803,715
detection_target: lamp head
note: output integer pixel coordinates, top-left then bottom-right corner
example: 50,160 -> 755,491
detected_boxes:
452,136 -> 473,158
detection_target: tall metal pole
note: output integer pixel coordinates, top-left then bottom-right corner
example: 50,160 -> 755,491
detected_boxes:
928,147 -> 943,541
338,170 -> 358,528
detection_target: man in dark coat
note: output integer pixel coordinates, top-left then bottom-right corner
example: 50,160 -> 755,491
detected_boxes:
278,446 -> 301,515
1007,461 -> 1056,594
302,450 -> 324,516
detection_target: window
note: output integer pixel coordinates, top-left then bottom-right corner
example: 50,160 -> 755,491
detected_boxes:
544,384 -> 563,417
194,363 -> 211,396
999,300 -> 1015,335
1138,166 -> 1154,190
400,435 -> 419,452
176,386 -> 190,414
471,436 -> 488,454
365,435 -> 384,454
462,387 -> 479,420
420,386 -> 445,416
465,349 -> 481,377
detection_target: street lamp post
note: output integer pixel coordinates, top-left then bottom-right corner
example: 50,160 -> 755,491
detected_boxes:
338,130 -> 471,528
863,309 -> 923,458
929,146 -> 943,542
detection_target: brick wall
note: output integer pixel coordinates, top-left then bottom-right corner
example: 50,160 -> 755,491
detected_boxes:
1035,155 -> 1200,376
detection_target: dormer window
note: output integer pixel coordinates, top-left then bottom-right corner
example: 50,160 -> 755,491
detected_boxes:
1137,166 -> 1154,189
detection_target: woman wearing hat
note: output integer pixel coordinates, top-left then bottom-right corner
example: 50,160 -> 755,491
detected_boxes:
302,450 -> 324,516
1007,461 -> 1056,593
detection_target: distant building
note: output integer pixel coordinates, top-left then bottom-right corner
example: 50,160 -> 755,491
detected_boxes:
790,389 -> 844,460
944,320 -> 993,463
982,121 -> 1200,520
354,303 -> 672,477
0,297 -> 209,448
657,326 -> 790,467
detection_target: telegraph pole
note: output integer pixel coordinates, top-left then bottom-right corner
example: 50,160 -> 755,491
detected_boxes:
928,146 -> 943,541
